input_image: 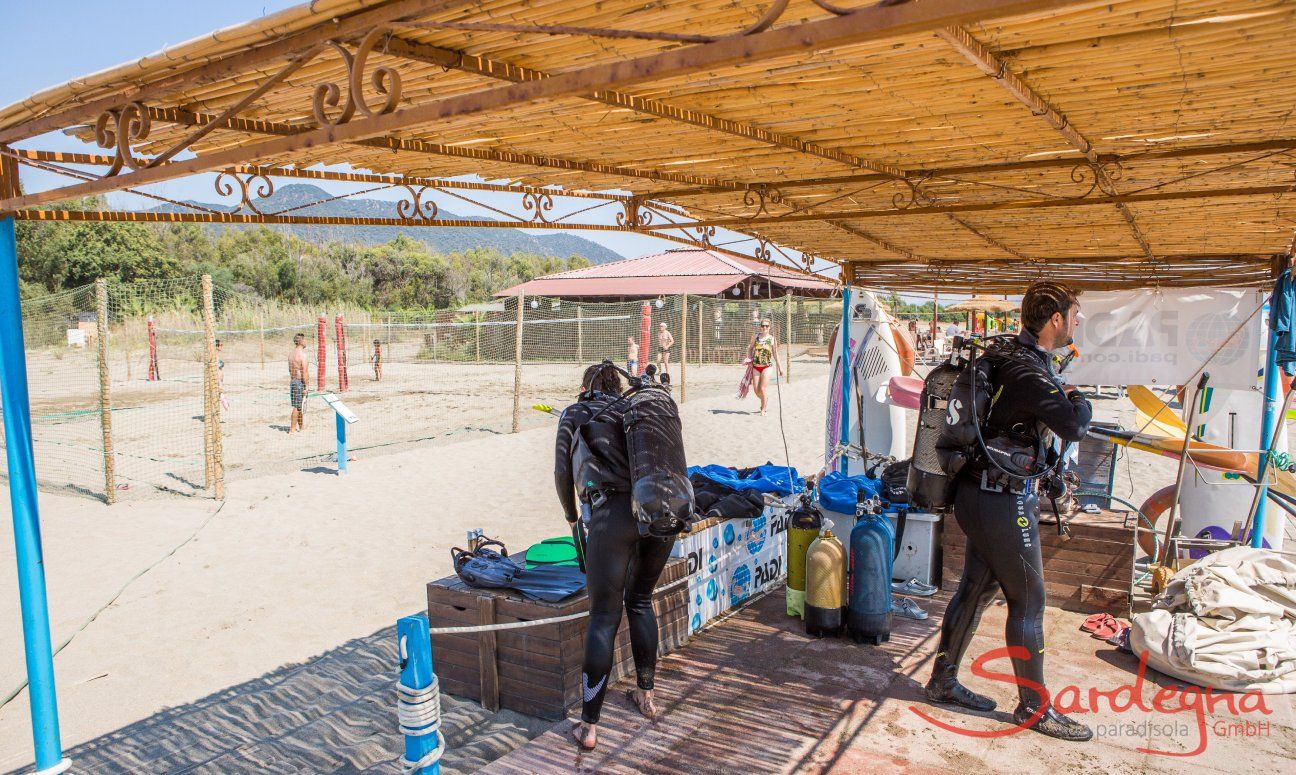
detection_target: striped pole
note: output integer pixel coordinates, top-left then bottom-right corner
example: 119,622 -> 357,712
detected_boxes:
316,314 -> 327,392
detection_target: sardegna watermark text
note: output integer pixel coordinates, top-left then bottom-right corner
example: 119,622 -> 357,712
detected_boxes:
909,646 -> 1272,757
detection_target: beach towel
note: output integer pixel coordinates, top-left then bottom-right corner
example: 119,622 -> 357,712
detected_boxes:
737,361 -> 755,399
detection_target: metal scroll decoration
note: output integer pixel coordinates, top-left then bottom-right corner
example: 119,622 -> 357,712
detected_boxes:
695,225 -> 717,247
214,172 -> 275,215
616,199 -> 653,227
522,191 -> 555,223
396,185 -> 438,221
1068,160 -> 1124,199
93,102 -> 151,176
891,174 -> 939,210
742,187 -> 784,218
755,239 -> 773,262
313,28 -> 403,126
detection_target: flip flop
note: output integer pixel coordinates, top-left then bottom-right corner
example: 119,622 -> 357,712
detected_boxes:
1091,617 -> 1127,640
1080,613 -> 1113,634
891,578 -> 938,597
894,597 -> 928,620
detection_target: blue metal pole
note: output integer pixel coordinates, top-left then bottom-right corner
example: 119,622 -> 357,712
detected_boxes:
839,286 -> 852,475
335,412 -> 347,474
1254,308 -> 1281,548
398,614 -> 441,775
0,216 -> 67,773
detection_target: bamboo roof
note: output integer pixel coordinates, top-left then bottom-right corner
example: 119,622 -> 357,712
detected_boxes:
1,0 -> 1293,292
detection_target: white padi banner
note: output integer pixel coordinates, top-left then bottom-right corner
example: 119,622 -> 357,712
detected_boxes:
1068,288 -> 1263,390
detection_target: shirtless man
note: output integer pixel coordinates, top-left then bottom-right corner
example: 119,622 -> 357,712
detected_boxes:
655,322 -> 675,374
288,333 -> 308,433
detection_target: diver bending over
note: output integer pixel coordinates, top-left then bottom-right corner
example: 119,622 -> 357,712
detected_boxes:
555,362 -> 674,750
927,281 -> 1095,742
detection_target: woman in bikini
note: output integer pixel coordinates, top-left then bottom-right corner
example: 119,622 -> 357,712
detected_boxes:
744,318 -> 782,416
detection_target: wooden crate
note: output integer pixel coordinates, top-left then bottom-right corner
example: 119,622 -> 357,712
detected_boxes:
427,557 -> 691,720
942,507 -> 1133,614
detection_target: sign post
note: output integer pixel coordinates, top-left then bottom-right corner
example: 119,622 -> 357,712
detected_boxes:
321,393 -> 358,474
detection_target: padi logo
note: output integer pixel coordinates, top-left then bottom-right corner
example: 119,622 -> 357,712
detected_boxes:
753,556 -> 783,588
946,398 -> 963,426
767,508 -> 791,537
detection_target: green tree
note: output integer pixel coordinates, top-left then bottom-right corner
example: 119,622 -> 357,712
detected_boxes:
17,197 -> 178,291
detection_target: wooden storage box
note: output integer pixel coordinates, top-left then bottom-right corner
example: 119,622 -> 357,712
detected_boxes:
942,508 -> 1133,614
427,557 -> 691,720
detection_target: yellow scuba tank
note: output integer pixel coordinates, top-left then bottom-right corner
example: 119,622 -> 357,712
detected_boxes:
785,494 -> 822,618
805,529 -> 846,636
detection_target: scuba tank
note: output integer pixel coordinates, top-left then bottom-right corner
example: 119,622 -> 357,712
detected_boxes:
805,529 -> 846,637
847,494 -> 894,645
623,365 -> 694,538
907,348 -> 965,511
785,492 -> 822,618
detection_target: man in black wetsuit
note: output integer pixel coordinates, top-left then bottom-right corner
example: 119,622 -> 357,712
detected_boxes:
554,362 -> 675,751
926,281 -> 1095,742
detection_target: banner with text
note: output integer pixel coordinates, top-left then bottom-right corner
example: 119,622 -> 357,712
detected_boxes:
1068,288 -> 1264,390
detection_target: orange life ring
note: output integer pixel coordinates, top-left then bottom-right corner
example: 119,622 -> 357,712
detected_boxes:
890,322 -> 916,376
1137,484 -> 1177,557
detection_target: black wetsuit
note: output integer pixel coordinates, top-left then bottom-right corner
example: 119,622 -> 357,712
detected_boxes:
555,393 -> 674,724
936,330 -> 1092,708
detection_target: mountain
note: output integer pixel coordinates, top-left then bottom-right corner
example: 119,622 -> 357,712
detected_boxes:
150,183 -> 624,263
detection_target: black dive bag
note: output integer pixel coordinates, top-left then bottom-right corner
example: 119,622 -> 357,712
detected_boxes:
623,374 -> 694,539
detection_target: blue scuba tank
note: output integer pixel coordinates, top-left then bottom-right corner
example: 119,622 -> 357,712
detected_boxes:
847,494 -> 894,645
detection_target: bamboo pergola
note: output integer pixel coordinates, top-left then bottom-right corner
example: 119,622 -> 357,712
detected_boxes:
1,0 -> 1294,292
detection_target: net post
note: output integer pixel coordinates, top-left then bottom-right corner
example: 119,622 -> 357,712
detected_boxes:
679,294 -> 687,402
638,302 -> 651,375
95,279 -> 116,503
147,316 -> 159,380
201,275 -> 224,499
784,290 -> 793,384
335,314 -> 348,392
474,311 -> 481,362
698,299 -> 705,366
316,314 -> 327,391
258,308 -> 266,371
512,293 -> 524,433
576,305 -> 583,362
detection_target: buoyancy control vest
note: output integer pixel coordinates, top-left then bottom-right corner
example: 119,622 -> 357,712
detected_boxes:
568,390 -> 631,501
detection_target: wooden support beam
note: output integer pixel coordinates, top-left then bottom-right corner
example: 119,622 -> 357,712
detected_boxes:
946,215 -> 1033,261
0,0 -> 1091,212
0,0 -> 475,145
824,219 -> 927,261
383,35 -> 907,177
640,182 -> 1296,229
936,25 -> 1156,261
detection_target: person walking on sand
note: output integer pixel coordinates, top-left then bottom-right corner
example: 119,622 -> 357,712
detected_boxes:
745,318 -> 782,416
288,333 -> 308,433
626,336 -> 639,376
655,322 -> 675,374
371,339 -> 383,381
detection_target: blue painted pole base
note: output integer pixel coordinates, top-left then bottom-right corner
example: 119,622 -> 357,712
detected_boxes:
336,413 -> 347,475
398,615 -> 442,774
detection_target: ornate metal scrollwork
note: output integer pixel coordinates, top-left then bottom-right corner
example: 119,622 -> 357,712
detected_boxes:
396,184 -> 438,220
312,28 -> 403,127
754,239 -> 773,262
522,191 -> 555,223
615,199 -> 653,227
214,172 -> 274,214
891,175 -> 939,210
93,102 -> 151,176
694,225 -> 717,247
1068,159 -> 1124,199
742,187 -> 784,218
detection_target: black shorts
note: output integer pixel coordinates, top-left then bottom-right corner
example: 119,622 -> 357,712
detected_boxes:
290,379 -> 306,409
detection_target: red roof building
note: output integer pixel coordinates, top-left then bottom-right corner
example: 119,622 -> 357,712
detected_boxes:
495,248 -> 837,302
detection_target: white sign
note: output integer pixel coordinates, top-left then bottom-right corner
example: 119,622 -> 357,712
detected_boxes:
320,393 -> 358,423
1068,288 -> 1263,390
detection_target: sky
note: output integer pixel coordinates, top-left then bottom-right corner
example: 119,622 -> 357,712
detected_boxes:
0,1 -> 957,297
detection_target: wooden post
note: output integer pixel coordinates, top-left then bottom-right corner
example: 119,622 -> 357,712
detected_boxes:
698,300 -> 705,365
576,305 -> 584,362
679,294 -> 688,402
477,595 -> 500,712
932,290 -> 939,340
201,275 -> 224,499
512,293 -> 524,433
258,308 -> 266,371
474,310 -> 481,362
94,280 -> 116,504
784,290 -> 793,384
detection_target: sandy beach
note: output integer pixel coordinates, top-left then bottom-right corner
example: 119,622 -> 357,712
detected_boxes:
0,359 -> 1281,771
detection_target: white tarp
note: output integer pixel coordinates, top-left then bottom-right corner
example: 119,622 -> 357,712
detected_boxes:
1068,288 -> 1264,390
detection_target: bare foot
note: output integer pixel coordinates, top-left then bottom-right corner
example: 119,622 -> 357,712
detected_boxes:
571,721 -> 597,750
626,688 -> 659,719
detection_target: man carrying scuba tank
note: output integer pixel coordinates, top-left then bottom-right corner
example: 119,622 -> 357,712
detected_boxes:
925,281 -> 1095,742
554,361 -> 691,751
